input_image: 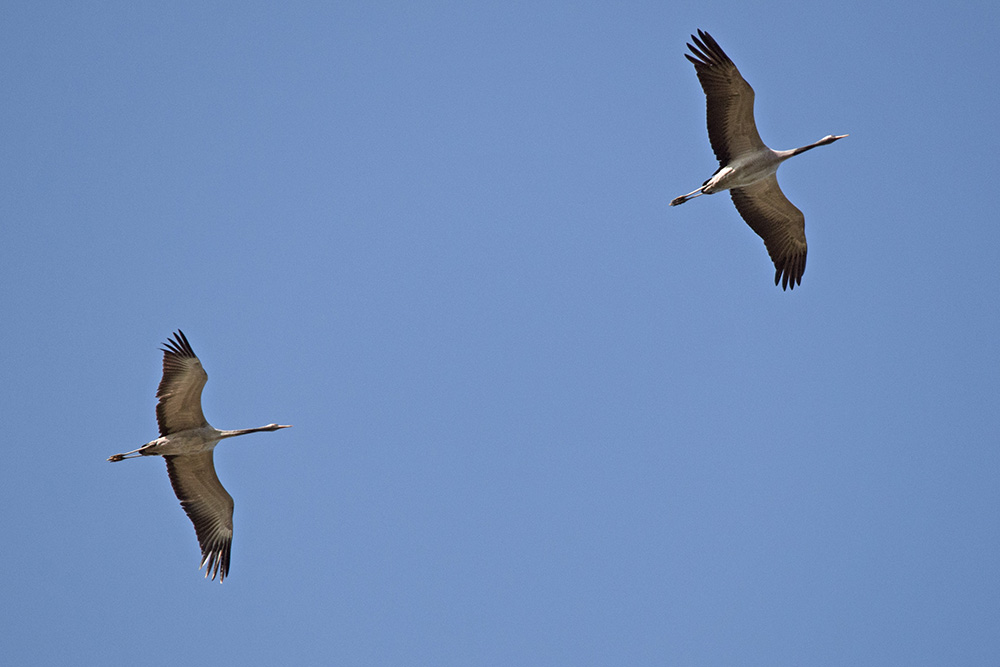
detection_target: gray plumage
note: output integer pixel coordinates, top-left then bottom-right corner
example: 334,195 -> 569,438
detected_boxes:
108,330 -> 291,582
671,30 -> 847,290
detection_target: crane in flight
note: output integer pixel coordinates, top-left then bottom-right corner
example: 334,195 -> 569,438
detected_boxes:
108,330 -> 291,582
671,29 -> 847,290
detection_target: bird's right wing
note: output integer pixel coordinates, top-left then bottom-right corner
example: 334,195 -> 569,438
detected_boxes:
730,175 -> 808,290
165,452 -> 234,582
156,330 -> 209,436
685,30 -> 766,166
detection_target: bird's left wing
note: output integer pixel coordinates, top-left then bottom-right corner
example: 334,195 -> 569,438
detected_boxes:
165,452 -> 234,582
685,30 -> 765,166
730,175 -> 808,290
156,330 -> 209,435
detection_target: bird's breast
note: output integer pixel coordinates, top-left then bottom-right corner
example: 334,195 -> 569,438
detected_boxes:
705,152 -> 782,193
146,426 -> 223,456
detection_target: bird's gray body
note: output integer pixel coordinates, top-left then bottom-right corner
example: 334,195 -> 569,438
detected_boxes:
130,427 -> 224,457
701,150 -> 783,194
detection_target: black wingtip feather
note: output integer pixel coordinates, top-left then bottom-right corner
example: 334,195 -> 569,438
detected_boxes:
774,258 -> 805,291
161,330 -> 197,359
686,30 -> 733,69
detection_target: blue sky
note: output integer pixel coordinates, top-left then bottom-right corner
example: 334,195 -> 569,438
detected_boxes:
2,1 -> 999,665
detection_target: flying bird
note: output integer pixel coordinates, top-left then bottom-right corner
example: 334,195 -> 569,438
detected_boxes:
108,330 -> 291,582
671,29 -> 847,290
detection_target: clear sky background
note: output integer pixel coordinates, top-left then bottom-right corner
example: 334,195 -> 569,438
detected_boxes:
2,1 -> 999,665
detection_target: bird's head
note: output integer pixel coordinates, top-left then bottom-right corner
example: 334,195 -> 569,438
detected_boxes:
264,423 -> 292,431
821,134 -> 849,144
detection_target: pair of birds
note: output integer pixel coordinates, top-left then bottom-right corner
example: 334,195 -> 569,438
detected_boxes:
109,30 -> 846,583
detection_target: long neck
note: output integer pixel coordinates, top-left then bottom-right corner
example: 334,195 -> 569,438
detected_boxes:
788,137 -> 834,157
218,425 -> 284,439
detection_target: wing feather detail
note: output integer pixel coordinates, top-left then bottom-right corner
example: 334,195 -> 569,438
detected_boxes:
685,30 -> 765,166
165,452 -> 234,582
730,176 -> 808,290
156,330 -> 209,436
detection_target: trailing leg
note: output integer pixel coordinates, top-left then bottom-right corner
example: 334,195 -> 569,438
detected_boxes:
670,187 -> 706,206
108,444 -> 152,462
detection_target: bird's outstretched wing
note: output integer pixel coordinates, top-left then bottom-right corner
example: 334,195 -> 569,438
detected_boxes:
685,30 -> 765,166
165,452 -> 234,582
730,176 -> 808,290
156,330 -> 209,436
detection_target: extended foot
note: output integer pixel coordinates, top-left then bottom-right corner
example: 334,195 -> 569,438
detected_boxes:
108,450 -> 144,461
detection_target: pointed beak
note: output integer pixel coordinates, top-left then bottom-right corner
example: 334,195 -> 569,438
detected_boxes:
834,134 -> 849,140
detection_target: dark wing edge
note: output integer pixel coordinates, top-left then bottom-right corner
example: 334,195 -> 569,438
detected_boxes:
730,177 -> 808,290
165,452 -> 234,582
683,30 -> 763,166
155,330 -> 209,436
161,330 -> 196,359
685,30 -> 736,71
